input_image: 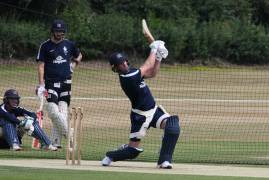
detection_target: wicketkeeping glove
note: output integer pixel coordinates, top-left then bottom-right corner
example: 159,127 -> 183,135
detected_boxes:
20,116 -> 35,136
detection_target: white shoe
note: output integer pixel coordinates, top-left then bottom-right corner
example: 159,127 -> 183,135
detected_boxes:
52,138 -> 62,149
52,143 -> 62,149
10,143 -> 22,151
157,161 -> 173,169
101,156 -> 112,166
48,144 -> 58,151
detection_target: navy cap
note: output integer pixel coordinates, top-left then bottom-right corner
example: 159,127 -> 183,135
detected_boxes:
109,52 -> 127,66
4,89 -> 20,99
51,19 -> 66,32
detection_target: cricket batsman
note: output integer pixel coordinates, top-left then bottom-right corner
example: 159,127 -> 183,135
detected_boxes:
36,19 -> 82,148
101,40 -> 180,169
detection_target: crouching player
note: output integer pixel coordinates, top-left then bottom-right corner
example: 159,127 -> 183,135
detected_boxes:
0,89 -> 57,151
101,40 -> 180,169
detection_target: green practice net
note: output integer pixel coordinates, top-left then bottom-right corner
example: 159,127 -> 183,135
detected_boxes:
0,60 -> 269,165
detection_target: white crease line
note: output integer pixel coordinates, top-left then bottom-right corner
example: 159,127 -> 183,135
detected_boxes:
1,96 -> 268,103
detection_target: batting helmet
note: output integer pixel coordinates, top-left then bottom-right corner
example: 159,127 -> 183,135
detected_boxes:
109,52 -> 128,66
3,89 -> 20,104
51,19 -> 67,33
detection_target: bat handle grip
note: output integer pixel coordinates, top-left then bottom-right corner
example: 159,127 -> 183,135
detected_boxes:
38,95 -> 44,112
146,35 -> 154,44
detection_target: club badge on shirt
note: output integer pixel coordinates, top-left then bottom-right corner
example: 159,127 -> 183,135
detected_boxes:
63,46 -> 68,55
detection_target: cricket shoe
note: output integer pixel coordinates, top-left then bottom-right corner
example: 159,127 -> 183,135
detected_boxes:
42,144 -> 58,151
52,138 -> 62,149
101,156 -> 112,166
52,144 -> 62,149
10,143 -> 22,151
157,161 -> 173,169
47,144 -> 58,151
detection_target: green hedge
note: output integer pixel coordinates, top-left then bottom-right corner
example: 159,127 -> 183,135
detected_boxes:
0,18 -> 47,59
1,15 -> 269,64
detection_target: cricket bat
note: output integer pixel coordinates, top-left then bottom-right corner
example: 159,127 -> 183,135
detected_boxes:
32,95 -> 44,149
142,19 -> 155,43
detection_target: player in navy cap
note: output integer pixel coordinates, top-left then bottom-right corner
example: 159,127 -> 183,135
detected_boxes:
36,19 -> 82,148
101,41 -> 180,169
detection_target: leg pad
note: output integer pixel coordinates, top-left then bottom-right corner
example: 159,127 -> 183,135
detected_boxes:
158,115 -> 180,164
106,146 -> 143,161
165,115 -> 180,135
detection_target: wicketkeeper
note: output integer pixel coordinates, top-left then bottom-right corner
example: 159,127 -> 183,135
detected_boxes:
0,89 -> 57,151
101,40 -> 180,169
36,19 -> 82,148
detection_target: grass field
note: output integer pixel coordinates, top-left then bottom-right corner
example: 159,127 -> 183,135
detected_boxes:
0,159 -> 269,180
0,61 -> 269,165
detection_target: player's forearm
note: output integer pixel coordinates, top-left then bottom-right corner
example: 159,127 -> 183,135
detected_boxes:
143,52 -> 156,70
19,107 -> 37,119
73,53 -> 82,64
71,53 -> 82,69
141,52 -> 159,78
37,63 -> 45,85
76,52 -> 82,62
151,60 -> 161,77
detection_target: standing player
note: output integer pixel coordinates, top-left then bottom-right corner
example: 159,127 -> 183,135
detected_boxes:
101,41 -> 180,169
0,89 -> 57,151
36,19 -> 82,148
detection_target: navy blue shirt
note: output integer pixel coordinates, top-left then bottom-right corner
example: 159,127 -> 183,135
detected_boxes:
36,39 -> 80,82
0,104 -> 37,125
119,68 -> 155,111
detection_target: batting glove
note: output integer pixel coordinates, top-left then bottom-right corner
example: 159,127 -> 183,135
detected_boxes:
156,51 -> 163,62
36,84 -> 46,98
70,62 -> 76,73
157,43 -> 168,59
149,40 -> 165,54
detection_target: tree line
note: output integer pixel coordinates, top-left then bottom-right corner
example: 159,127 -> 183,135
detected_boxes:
1,0 -> 269,64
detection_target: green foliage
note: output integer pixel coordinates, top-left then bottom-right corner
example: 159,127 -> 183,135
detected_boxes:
145,0 -> 197,20
103,0 -> 147,17
61,1 -> 138,58
89,14 -> 136,56
226,21 -> 269,64
193,0 -> 252,22
181,21 -> 233,61
61,0 -> 93,57
0,18 -> 47,58
2,0 -> 269,64
251,0 -> 269,27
